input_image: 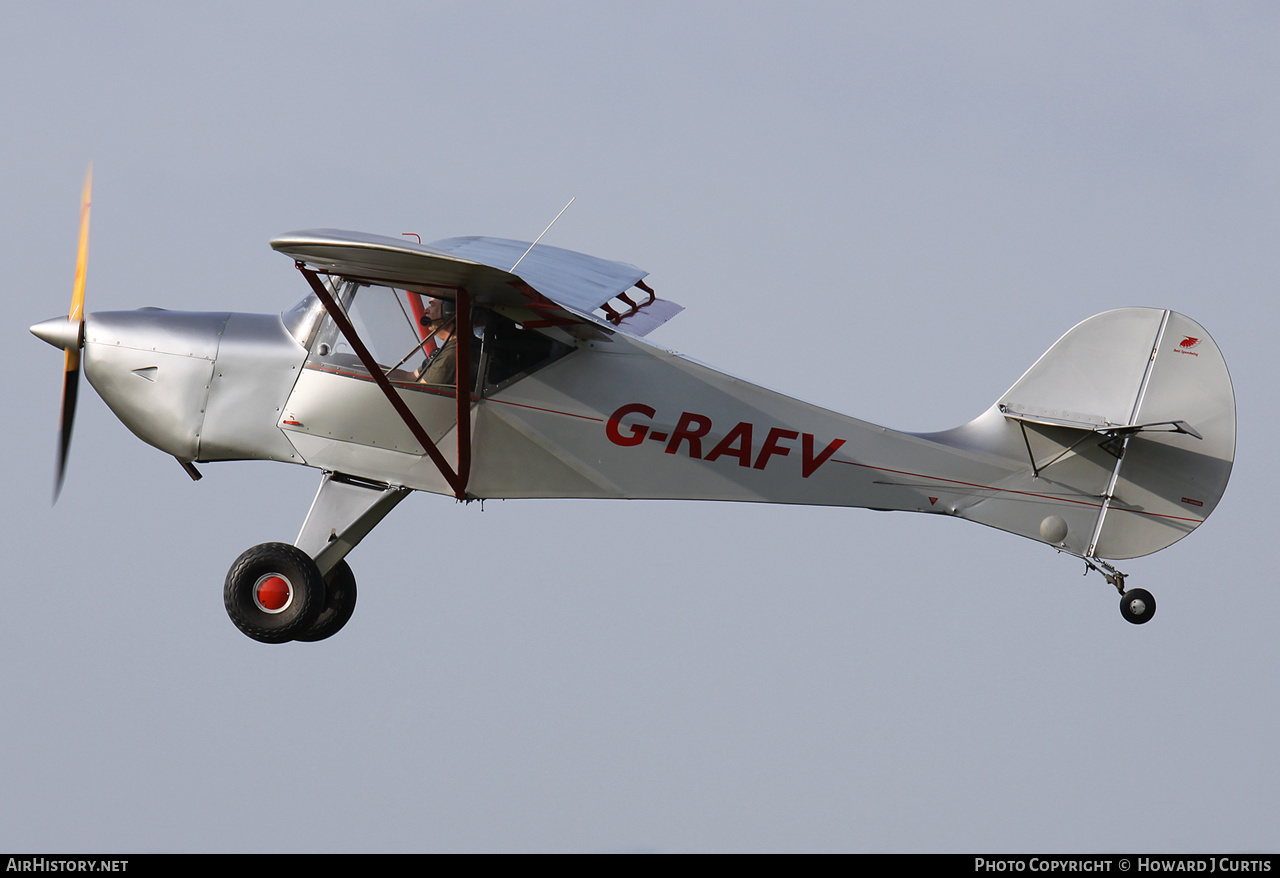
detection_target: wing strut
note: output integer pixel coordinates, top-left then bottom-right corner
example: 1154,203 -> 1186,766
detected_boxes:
296,264 -> 473,500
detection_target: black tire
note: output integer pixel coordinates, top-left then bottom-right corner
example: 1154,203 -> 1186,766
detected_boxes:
224,543 -> 326,643
1120,587 -> 1157,625
294,559 -> 358,642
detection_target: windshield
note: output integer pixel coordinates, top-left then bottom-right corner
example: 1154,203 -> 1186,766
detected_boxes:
280,273 -> 347,349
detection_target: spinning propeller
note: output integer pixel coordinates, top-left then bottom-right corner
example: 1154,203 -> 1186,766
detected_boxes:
30,165 -> 92,502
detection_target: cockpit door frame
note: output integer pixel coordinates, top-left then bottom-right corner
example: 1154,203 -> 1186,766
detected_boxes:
296,263 -> 473,499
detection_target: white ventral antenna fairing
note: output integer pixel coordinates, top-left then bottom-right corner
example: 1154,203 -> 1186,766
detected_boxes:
31,170 -> 1235,642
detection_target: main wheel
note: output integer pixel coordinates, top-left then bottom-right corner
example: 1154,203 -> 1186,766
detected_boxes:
224,543 -> 326,643
294,559 -> 358,642
1119,587 -> 1156,625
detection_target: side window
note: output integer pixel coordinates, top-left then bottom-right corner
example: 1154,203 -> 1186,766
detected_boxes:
299,283 -> 572,396
305,283 -> 481,391
307,280 -> 360,362
480,314 -> 573,395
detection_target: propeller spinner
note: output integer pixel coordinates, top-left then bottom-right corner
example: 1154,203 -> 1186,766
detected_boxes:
30,165 -> 91,502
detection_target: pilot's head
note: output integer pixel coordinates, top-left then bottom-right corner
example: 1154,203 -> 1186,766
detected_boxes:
422,297 -> 456,325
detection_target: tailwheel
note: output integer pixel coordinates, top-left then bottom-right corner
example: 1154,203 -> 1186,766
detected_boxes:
1119,588 -> 1156,625
295,559 -> 358,642
224,543 -> 325,643
1082,557 -> 1157,625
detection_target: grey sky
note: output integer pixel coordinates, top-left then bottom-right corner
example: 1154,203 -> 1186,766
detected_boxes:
2,1 -> 1276,852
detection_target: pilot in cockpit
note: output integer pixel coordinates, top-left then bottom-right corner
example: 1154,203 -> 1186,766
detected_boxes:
415,296 -> 456,386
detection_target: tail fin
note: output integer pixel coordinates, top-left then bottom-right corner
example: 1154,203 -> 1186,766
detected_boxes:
934,308 -> 1235,560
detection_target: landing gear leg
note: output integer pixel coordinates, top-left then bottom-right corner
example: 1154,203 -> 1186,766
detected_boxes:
1083,557 -> 1156,625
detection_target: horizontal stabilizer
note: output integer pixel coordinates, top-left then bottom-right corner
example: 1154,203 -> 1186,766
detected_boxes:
999,404 -> 1204,441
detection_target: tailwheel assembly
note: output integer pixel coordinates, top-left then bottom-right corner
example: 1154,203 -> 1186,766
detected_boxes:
1119,588 -> 1156,625
1082,557 -> 1156,625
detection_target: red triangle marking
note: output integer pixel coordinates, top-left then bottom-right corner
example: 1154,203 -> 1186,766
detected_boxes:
928,497 -> 938,505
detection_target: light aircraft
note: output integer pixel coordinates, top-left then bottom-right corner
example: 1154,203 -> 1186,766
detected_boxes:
32,171 -> 1236,642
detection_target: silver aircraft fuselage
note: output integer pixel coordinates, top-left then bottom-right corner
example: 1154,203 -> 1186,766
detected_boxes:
74,298 -> 1234,566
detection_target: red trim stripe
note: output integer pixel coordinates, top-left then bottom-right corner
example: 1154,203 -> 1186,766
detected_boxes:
832,458 -> 1203,523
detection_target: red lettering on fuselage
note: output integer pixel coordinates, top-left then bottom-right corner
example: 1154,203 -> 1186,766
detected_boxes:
606,402 -> 655,447
802,432 -> 846,477
665,411 -> 713,457
606,403 -> 845,478
706,422 -> 753,467
754,427 -> 799,470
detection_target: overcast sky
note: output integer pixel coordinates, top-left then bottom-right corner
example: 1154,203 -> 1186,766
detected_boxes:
2,1 -> 1277,853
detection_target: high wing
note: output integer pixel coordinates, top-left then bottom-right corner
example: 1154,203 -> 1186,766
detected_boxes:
427,236 -> 646,313
271,229 -> 679,337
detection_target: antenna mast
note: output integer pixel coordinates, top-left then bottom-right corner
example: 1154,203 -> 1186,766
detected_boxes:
510,197 -> 575,272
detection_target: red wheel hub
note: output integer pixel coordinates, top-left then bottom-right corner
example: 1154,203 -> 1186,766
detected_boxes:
253,574 -> 293,613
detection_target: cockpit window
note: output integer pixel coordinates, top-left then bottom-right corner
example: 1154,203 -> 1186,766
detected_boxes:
479,313 -> 573,395
301,280 -> 574,396
303,282 -> 469,389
